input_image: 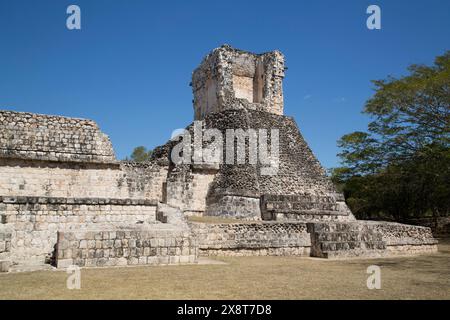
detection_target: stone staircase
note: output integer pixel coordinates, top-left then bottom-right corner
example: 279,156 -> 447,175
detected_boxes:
156,203 -> 189,228
307,222 -> 387,259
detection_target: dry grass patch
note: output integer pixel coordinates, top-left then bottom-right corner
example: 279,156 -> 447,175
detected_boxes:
0,239 -> 449,300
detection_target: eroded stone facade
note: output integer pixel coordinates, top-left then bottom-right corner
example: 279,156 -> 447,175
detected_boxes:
192,45 -> 285,120
0,45 -> 438,271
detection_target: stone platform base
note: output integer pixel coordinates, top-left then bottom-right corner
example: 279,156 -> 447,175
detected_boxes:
55,226 -> 198,269
202,247 -> 311,257
8,263 -> 54,273
190,222 -> 312,257
191,220 -> 438,260
386,244 -> 438,256
1,218 -> 439,272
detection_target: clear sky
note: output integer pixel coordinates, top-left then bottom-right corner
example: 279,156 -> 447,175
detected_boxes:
1,0 -> 449,168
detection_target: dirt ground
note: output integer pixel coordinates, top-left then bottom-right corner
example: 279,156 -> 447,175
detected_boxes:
0,238 -> 449,300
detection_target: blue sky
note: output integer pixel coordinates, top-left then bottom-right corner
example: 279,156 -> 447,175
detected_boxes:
1,0 -> 449,168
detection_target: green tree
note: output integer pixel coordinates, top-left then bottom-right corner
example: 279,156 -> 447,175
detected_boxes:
127,146 -> 153,162
333,51 -> 450,222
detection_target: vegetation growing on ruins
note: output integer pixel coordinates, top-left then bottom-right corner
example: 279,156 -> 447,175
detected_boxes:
333,51 -> 450,222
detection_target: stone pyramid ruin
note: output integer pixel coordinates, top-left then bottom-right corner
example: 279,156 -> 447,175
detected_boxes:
0,45 -> 438,272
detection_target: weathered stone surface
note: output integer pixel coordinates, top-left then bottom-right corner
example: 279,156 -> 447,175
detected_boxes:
0,110 -> 116,163
0,158 -> 168,200
192,45 -> 285,120
0,260 -> 11,272
0,196 -> 158,264
153,104 -> 354,221
307,221 -> 438,259
0,45 -> 439,269
56,227 -> 197,268
190,222 -> 311,256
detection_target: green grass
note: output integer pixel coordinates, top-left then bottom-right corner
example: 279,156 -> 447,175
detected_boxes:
0,239 -> 449,300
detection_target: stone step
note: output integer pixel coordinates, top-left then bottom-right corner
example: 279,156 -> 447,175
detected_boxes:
319,240 -> 386,252
8,264 -> 55,273
308,221 -> 388,259
307,222 -> 361,233
156,203 -> 187,226
323,249 -> 388,259
314,231 -> 384,242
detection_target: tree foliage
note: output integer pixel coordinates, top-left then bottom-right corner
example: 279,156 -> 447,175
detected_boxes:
126,146 -> 153,162
333,51 -> 450,221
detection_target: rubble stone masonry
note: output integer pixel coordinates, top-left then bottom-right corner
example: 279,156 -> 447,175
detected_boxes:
0,45 -> 439,271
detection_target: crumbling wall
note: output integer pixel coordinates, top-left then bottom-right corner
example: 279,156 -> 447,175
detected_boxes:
190,222 -> 311,256
0,110 -> 115,163
152,106 -> 353,220
307,221 -> 438,258
0,110 -> 172,268
191,220 -> 437,259
0,196 -> 157,265
195,108 -> 353,220
192,45 -> 285,120
0,111 -> 168,202
405,217 -> 450,236
119,162 -> 168,201
366,221 -> 438,247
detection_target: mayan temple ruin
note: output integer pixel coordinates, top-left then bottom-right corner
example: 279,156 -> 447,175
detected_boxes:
0,45 -> 438,272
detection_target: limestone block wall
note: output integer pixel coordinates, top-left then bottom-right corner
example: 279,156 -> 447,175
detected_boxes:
56,228 -> 197,268
0,110 -> 115,163
406,217 -> 450,236
191,220 -> 437,259
0,159 -> 168,201
190,222 -> 311,256
0,110 -> 175,268
166,165 -> 217,215
119,162 -> 169,202
305,221 -> 438,258
205,196 -> 261,220
0,110 -> 169,202
185,169 -> 217,214
365,221 -> 438,247
0,196 -> 158,265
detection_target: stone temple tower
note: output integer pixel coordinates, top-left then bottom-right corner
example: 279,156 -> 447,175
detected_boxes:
192,45 -> 285,120
150,44 -> 356,222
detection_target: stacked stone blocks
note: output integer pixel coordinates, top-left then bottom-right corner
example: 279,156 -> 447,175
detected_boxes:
191,222 -> 311,256
56,229 -> 197,268
307,221 -> 438,259
0,111 -> 115,163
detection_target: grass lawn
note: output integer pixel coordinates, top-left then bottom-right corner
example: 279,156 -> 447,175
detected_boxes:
0,239 -> 449,300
